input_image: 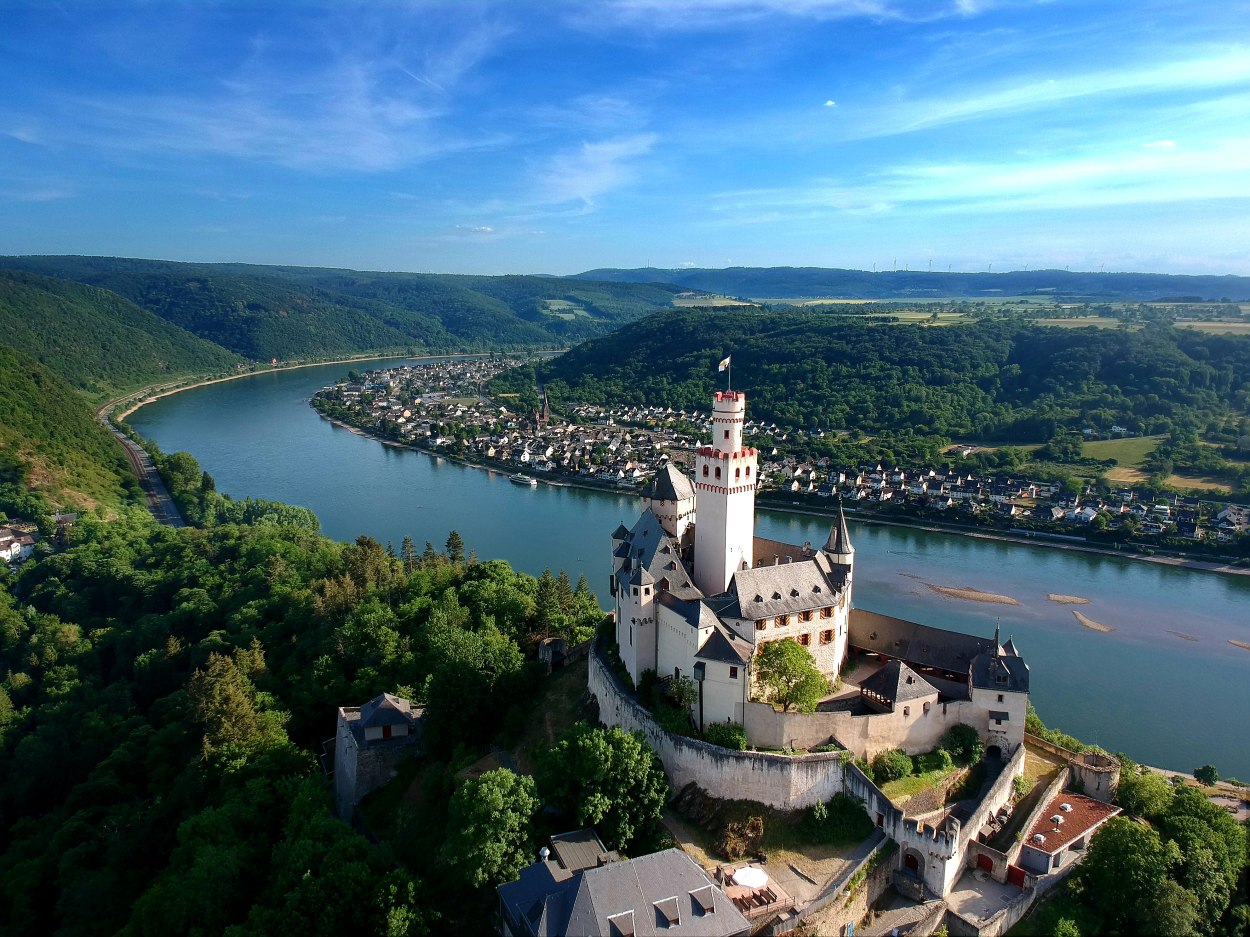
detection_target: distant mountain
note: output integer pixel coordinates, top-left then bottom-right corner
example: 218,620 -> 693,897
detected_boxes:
570,266 -> 1250,302
0,256 -> 684,360
0,269 -> 240,400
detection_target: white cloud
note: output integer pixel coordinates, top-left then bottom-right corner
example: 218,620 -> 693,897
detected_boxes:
848,47 -> 1250,138
709,137 -> 1250,219
571,0 -> 997,29
824,99 -> 837,108
538,133 -> 658,206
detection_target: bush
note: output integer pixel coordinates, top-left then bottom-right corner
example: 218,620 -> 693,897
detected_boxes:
703,722 -> 748,750
940,724 -> 984,764
872,749 -> 913,783
716,815 -> 765,861
1012,774 -> 1031,799
808,793 -> 874,845
916,748 -> 954,773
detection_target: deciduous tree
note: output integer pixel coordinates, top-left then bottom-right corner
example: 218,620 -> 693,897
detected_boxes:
754,639 -> 829,713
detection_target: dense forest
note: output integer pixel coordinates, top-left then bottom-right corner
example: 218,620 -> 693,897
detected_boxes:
0,270 -> 239,399
534,310 -> 1250,443
571,265 -> 1250,302
0,444 -> 612,935
0,345 -> 137,518
0,256 -> 683,360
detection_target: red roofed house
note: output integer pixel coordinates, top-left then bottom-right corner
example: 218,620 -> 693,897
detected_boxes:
1017,791 -> 1121,875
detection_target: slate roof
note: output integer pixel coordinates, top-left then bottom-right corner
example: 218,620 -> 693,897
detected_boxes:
723,551 -> 847,620
614,508 -> 701,600
657,594 -> 753,665
642,463 -> 695,502
695,625 -> 753,666
359,693 -> 417,728
859,659 -> 939,704
970,647 -> 1030,693
823,504 -> 854,556
498,847 -> 751,937
849,608 -> 995,676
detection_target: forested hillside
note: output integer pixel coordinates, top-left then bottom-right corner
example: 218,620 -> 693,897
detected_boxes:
0,346 -> 136,517
571,265 -> 1250,301
0,270 -> 239,399
536,310 -> 1250,441
0,256 -> 682,359
0,490 -> 605,935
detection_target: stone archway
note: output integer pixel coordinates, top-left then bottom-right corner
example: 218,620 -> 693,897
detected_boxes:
903,849 -> 923,873
986,744 -> 1003,763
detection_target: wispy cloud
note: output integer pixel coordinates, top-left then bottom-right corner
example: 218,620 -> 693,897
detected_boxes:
537,133 -> 658,207
848,46 -> 1250,138
710,137 -> 1250,220
10,12 -> 509,173
570,0 -> 998,30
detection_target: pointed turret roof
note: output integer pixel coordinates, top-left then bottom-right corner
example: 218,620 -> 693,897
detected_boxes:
641,463 -> 695,502
823,503 -> 854,557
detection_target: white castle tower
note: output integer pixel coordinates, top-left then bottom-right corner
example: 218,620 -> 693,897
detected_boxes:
693,391 -> 757,596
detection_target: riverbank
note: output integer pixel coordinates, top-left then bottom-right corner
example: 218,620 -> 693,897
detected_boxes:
104,351 -> 511,421
311,410 -> 1250,580
759,503 -> 1250,578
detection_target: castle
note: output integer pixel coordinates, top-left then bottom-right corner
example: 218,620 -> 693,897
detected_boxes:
609,389 -> 1030,759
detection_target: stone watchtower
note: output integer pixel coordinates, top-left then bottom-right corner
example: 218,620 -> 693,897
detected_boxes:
333,693 -> 423,820
693,391 -> 757,597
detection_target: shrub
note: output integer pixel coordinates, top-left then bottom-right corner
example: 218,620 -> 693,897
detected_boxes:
940,724 -> 984,764
703,722 -> 747,750
1193,764 -> 1220,786
872,749 -> 913,783
808,793 -> 874,844
916,748 -> 954,773
1012,774 -> 1031,799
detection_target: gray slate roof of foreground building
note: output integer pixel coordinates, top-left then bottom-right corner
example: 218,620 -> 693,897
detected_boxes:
642,463 -> 695,502
498,846 -> 750,937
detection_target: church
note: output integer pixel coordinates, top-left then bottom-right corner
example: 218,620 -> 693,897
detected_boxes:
610,388 -> 1029,755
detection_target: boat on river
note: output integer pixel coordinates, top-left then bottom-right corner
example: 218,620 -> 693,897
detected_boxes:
510,472 -> 537,487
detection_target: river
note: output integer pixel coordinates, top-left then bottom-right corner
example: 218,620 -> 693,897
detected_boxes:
126,358 -> 1250,778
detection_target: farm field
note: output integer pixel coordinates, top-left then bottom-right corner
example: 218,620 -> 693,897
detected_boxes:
1082,435 -> 1161,467
1175,320 -> 1250,334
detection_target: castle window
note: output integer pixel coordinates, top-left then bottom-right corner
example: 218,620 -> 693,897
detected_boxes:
997,694 -> 1004,703
903,706 -> 910,717
735,467 -> 741,480
820,629 -> 833,644
715,466 -> 721,479
820,606 -> 832,619
775,615 -> 789,628
799,609 -> 813,622
724,429 -> 730,440
756,620 -> 767,631
729,666 -> 738,679
746,466 -> 751,476
798,633 -> 811,646
702,465 -> 709,477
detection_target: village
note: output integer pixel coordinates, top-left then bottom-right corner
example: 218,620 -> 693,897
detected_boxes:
310,360 -> 1250,555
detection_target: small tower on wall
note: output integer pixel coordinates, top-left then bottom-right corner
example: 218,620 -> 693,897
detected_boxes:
823,502 -> 855,589
694,391 -> 757,597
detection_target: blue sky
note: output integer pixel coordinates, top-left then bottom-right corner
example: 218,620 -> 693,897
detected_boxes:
2,0 -> 1248,275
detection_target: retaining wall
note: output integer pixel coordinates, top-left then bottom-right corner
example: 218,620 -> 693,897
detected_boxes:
589,643 -> 845,808
745,697 -> 981,758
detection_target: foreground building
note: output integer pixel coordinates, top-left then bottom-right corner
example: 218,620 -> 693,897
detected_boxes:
498,829 -> 751,937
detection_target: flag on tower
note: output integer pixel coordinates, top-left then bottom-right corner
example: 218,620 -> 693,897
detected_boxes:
717,355 -> 731,372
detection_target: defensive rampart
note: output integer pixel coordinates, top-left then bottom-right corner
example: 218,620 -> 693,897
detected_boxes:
589,642 -> 845,808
